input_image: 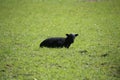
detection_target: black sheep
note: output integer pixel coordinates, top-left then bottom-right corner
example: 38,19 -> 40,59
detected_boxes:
40,33 -> 78,48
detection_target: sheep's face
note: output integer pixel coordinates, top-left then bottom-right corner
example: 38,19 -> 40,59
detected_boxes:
66,34 -> 78,43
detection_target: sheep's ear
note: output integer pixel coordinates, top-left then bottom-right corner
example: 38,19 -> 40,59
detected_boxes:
75,34 -> 78,36
66,34 -> 69,36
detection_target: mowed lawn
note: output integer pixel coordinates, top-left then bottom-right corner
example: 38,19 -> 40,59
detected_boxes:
0,0 -> 120,80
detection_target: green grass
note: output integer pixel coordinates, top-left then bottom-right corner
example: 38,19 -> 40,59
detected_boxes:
0,0 -> 120,80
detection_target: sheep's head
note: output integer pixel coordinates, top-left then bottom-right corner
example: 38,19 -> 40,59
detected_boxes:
65,33 -> 78,44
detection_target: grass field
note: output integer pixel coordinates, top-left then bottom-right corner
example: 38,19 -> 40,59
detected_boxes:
0,0 -> 120,80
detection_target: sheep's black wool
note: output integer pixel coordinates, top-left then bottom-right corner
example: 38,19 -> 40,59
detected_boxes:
40,34 -> 78,48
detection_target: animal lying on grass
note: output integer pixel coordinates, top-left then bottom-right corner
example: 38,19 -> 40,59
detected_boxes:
40,33 -> 78,48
